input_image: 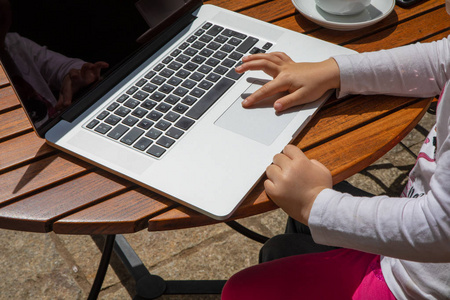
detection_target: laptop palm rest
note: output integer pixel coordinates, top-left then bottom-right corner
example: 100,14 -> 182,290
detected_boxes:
214,79 -> 300,145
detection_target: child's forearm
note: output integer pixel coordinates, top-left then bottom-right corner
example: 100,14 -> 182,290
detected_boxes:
334,38 -> 450,98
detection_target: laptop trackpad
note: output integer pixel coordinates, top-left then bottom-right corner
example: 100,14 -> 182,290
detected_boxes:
214,80 -> 300,145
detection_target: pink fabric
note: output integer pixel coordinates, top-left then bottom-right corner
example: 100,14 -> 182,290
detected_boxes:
221,249 -> 396,300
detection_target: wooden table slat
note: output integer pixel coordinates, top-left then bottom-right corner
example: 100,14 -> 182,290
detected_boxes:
343,7 -> 449,52
0,132 -> 52,172
0,170 -> 134,232
0,86 -> 20,112
0,108 -> 32,140
0,153 -> 93,205
53,187 -> 178,234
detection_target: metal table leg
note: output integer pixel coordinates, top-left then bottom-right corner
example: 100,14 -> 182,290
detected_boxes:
88,221 -> 269,299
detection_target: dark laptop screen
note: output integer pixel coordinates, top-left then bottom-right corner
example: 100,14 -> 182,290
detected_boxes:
0,0 -> 196,136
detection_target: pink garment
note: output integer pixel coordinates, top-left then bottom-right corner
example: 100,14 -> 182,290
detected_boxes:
221,249 -> 395,300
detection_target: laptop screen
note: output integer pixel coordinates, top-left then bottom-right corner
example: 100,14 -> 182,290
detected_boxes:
0,0 -> 197,137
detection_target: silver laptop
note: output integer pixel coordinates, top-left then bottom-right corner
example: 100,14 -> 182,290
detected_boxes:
2,0 -> 355,220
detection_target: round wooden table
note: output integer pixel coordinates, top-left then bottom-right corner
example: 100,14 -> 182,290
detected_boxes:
1,0 -> 444,235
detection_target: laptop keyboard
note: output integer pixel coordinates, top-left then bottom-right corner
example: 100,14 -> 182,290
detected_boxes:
84,22 -> 273,158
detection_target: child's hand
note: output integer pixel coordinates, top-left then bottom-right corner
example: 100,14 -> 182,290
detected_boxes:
265,145 -> 332,225
235,52 -> 340,112
57,61 -> 109,110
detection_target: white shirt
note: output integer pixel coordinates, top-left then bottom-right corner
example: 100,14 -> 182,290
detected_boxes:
309,37 -> 450,299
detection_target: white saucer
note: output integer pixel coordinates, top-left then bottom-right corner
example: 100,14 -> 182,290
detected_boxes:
292,0 -> 395,31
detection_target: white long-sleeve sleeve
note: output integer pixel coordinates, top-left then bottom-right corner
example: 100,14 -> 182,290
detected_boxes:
308,37 -> 450,299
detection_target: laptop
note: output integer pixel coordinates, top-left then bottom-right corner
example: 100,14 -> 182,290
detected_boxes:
2,0 -> 355,220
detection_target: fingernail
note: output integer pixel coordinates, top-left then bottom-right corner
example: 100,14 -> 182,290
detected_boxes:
242,99 -> 248,107
274,102 -> 282,111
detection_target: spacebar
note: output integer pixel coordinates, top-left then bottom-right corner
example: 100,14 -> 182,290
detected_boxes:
186,77 -> 234,120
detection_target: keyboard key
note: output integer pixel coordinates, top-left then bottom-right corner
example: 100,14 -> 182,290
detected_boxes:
213,51 -> 227,60
146,145 -> 166,157
214,65 -> 229,75
165,95 -> 181,105
182,95 -> 198,105
183,48 -> 198,57
155,103 -> 172,113
141,100 -> 157,110
198,65 -> 212,74
184,62 -> 198,71
164,111 -> 181,122
162,56 -> 173,64
151,76 -> 166,85
104,115 -> 121,126
206,25 -> 224,36
206,73 -> 221,82
168,61 -> 182,71
126,86 -> 139,95
115,107 -> 131,117
172,103 -> 189,114
137,119 -> 154,130
122,115 -> 139,126
97,111 -> 109,120
142,83 -> 158,93
176,69 -> 190,79
192,41 -> 206,50
133,137 -> 153,151
192,55 -> 206,64
220,44 -> 234,53
205,58 -> 220,67
167,77 -> 182,86
173,87 -> 189,97
160,69 -> 174,78
236,37 -> 259,53
226,68 -> 244,80
150,92 -> 166,102
144,70 -> 156,79
199,48 -> 214,57
175,117 -> 195,130
153,63 -> 164,71
176,54 -> 190,63
207,41 -> 221,51
146,128 -> 163,139
214,35 -> 228,44
132,107 -> 149,118
222,59 -> 236,68
116,94 -> 129,103
94,123 -> 112,134
188,71 -> 203,82
107,102 -> 120,111
133,91 -> 149,101
159,84 -> 174,94
229,51 -> 243,61
124,99 -> 140,109
166,127 -> 184,139
86,119 -> 100,129
228,37 -> 242,46
190,88 -> 205,98
186,77 -> 234,120
155,120 -> 171,131
157,136 -> 176,148
107,124 -> 129,140
120,127 -> 144,145
147,110 -> 164,121
136,79 -> 148,87
198,80 -> 213,90
182,79 -> 196,89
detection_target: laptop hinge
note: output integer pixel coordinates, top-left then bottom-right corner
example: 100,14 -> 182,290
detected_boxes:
60,0 -> 201,124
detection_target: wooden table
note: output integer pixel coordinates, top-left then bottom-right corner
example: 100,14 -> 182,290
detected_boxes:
1,0 -> 445,236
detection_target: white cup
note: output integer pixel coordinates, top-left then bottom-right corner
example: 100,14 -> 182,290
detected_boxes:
315,0 -> 372,15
